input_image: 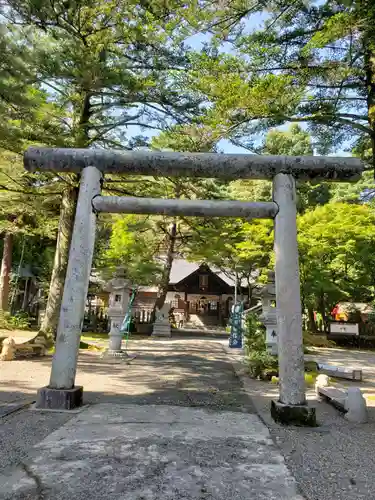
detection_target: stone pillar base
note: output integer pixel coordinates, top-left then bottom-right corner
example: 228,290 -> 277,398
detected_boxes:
271,400 -> 316,427
101,349 -> 136,361
108,332 -> 123,351
36,386 -> 83,410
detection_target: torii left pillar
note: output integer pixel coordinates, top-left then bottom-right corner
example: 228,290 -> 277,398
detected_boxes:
36,166 -> 102,410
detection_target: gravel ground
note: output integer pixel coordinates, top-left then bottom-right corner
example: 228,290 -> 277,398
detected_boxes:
0,410 -> 73,473
5,338 -> 375,500
226,346 -> 375,500
0,338 -> 255,478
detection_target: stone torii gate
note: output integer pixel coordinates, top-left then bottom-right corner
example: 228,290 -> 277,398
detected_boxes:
24,148 -> 363,424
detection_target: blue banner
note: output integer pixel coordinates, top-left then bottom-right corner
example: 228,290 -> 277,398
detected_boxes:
229,302 -> 244,348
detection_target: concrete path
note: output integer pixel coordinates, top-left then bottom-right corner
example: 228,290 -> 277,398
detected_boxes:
0,338 -> 303,500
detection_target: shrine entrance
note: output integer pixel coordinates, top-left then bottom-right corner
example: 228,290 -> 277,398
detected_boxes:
24,147 -> 363,424
189,296 -> 220,316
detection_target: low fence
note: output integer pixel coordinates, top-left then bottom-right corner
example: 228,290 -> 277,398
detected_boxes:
133,308 -> 153,324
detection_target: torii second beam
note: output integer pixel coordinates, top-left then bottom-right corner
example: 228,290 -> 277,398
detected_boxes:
92,196 -> 279,219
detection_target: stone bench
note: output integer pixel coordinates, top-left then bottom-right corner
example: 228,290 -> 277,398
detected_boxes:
317,386 -> 347,412
0,336 -> 47,361
316,375 -> 368,423
14,343 -> 46,358
317,363 -> 362,381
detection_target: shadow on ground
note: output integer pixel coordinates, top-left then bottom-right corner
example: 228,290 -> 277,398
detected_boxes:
1,342 -> 255,413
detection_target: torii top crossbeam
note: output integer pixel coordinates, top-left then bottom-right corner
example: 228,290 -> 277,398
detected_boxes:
24,147 -> 363,181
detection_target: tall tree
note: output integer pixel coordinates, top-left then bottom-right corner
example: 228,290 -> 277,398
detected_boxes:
298,201 -> 375,327
2,0 -> 216,336
189,1 -> 375,168
0,150 -> 60,312
0,232 -> 12,311
186,217 -> 273,302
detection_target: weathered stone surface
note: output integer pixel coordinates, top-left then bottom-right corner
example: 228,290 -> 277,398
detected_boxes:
317,386 -> 347,412
93,196 -> 279,219
315,374 -> 330,396
318,363 -> 363,381
36,386 -> 83,410
259,272 -> 278,355
273,174 -> 305,406
24,147 -> 363,181
49,166 -> 102,389
345,387 -> 368,423
271,400 -> 317,427
0,404 -> 304,500
152,302 -> 171,338
0,337 -> 16,361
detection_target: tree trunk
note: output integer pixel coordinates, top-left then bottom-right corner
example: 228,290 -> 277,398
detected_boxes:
247,278 -> 252,305
0,232 -> 13,311
307,307 -> 316,332
318,292 -> 326,332
363,25 -> 375,172
154,222 -> 177,312
40,187 -> 78,338
21,278 -> 29,311
36,85 -> 91,344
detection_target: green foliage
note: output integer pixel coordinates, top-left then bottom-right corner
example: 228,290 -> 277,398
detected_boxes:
243,313 -> 278,379
0,0 -> 227,319
103,215 -> 163,285
188,1 -> 375,167
0,310 -> 30,330
298,202 -> 375,316
229,125 -> 333,213
186,125 -> 319,289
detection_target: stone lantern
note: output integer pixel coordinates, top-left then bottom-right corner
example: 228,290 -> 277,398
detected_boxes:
104,277 -> 131,352
260,271 -> 278,356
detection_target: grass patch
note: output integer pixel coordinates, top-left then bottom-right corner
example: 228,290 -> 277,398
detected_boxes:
47,342 -> 103,354
81,332 -> 108,340
79,340 -> 104,351
303,331 -> 336,348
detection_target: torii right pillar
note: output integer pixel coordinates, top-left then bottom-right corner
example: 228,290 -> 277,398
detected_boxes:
271,173 -> 316,426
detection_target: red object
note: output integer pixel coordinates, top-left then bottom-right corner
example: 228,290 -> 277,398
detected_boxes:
331,305 -> 338,317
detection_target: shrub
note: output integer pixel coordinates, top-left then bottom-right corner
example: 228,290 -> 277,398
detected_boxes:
0,311 -> 30,330
244,313 -> 278,379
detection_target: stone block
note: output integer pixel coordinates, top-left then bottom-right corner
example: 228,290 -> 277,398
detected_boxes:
315,373 -> 329,396
271,400 -> 317,426
317,386 -> 346,411
36,386 -> 83,410
318,363 -> 362,381
152,323 -> 171,337
0,337 -> 16,361
108,332 -> 123,351
345,387 -> 368,423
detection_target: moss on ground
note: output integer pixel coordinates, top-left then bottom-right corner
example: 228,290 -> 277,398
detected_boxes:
271,371 -> 320,387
